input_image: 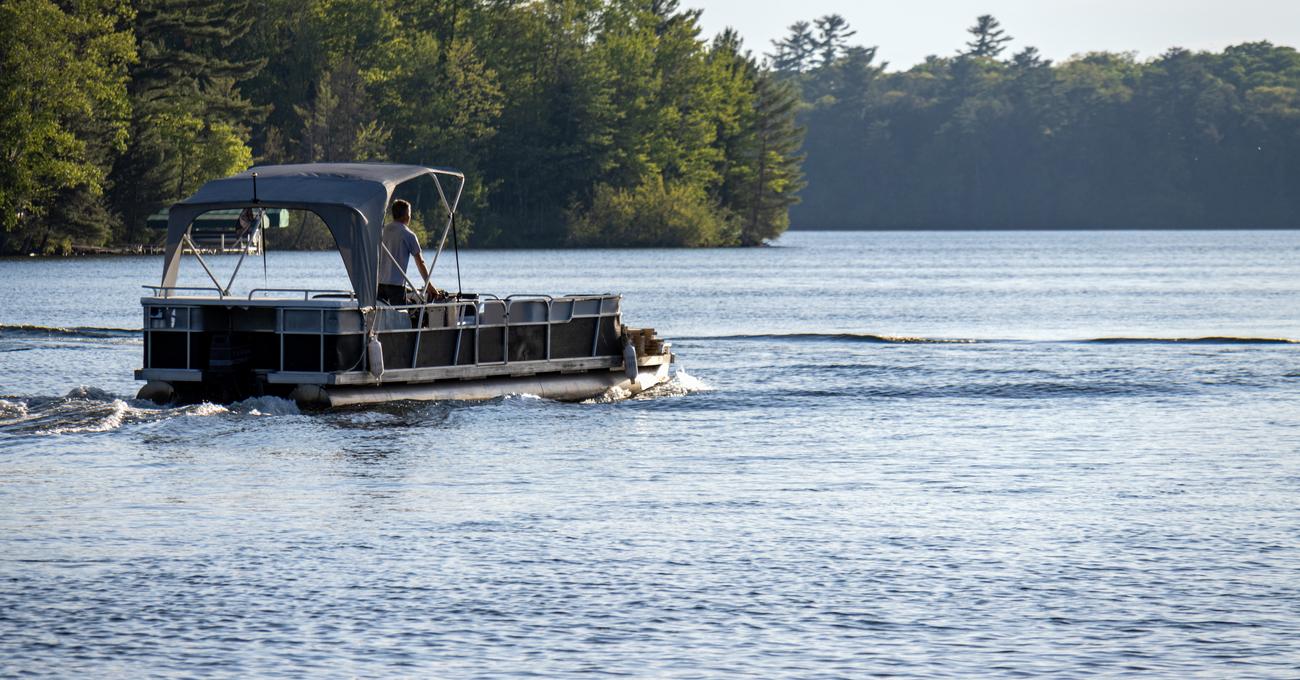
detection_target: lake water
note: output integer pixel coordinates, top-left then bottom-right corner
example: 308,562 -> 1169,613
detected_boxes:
2,230 -> 1299,677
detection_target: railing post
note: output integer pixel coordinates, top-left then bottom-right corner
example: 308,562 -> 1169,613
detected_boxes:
278,309 -> 285,372
412,304 -> 426,369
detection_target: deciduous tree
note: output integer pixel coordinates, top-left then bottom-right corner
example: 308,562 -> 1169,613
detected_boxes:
0,0 -> 134,253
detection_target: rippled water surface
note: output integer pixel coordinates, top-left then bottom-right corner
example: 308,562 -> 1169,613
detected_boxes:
2,231 -> 1299,677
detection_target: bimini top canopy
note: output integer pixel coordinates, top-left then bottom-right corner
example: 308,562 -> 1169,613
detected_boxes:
160,162 -> 465,307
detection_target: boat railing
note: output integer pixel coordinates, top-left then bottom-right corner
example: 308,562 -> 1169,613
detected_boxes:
142,286 -> 357,301
248,288 -> 355,300
371,293 -> 621,371
142,285 -> 225,299
140,292 -> 621,377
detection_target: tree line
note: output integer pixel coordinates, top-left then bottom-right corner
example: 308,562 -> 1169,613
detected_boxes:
781,14 -> 1300,229
1,0 -> 803,254
5,5 -> 1299,256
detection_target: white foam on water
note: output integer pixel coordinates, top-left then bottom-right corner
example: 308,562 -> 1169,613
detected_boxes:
634,366 -> 715,399
670,367 -> 713,393
185,402 -> 230,417
582,367 -> 714,404
0,398 -> 30,422
15,387 -> 144,435
338,410 -> 396,424
230,396 -> 301,416
64,385 -> 117,401
40,399 -> 132,435
502,393 -> 544,401
582,385 -> 633,404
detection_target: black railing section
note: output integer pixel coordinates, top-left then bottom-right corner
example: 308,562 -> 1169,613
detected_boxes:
142,295 -> 622,375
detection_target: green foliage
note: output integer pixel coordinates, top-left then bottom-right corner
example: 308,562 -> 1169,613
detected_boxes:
470,0 -> 795,247
568,175 -> 737,247
786,14 -> 1300,230
770,21 -> 816,73
294,58 -> 390,163
4,0 -> 804,252
158,114 -> 254,195
396,37 -> 501,158
813,15 -> 856,69
264,210 -> 339,250
12,4 -> 1300,253
0,0 -> 135,252
965,15 -> 1012,59
378,30 -> 502,229
728,71 -> 806,245
107,0 -> 262,244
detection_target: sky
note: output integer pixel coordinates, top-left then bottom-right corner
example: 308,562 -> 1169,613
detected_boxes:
686,0 -> 1300,69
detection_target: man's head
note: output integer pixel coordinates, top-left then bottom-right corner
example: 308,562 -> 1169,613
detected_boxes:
391,200 -> 412,224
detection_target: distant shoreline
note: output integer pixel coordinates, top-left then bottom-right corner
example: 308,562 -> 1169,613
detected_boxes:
3,226 -> 1297,258
787,226 -> 1300,232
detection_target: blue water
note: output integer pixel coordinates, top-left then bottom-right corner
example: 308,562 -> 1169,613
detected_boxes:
1,231 -> 1299,677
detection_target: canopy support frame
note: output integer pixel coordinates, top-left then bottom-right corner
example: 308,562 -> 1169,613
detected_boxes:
159,164 -> 467,309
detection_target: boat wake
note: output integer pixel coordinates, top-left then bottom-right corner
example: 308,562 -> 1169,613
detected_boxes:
674,332 -> 1299,345
225,396 -> 303,416
647,367 -> 715,397
0,388 -> 300,437
0,387 -> 170,436
0,324 -> 139,339
0,374 -> 705,433
674,333 -> 979,344
1082,336 -> 1299,344
582,367 -> 714,404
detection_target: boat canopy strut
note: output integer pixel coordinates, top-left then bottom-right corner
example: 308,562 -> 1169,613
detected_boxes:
159,163 -> 465,307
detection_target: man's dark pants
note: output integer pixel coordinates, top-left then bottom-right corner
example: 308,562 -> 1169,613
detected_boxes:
377,284 -> 408,306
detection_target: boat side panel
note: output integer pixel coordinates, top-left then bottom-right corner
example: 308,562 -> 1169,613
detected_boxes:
138,295 -> 630,401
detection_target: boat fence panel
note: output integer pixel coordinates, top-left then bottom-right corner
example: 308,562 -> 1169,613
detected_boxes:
139,294 -> 626,386
368,295 -> 622,375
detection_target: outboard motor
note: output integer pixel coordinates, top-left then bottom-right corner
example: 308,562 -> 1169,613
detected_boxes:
206,332 -> 258,401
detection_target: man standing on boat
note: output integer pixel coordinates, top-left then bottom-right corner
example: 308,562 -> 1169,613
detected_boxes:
377,199 -> 439,305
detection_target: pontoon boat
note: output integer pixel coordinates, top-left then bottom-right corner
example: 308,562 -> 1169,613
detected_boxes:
135,163 -> 672,407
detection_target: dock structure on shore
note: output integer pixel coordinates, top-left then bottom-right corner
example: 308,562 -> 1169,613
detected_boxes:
69,244 -> 167,256
144,207 -> 289,255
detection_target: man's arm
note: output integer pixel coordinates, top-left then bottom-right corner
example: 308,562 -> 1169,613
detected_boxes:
413,250 -> 444,300
407,230 -> 439,300
414,250 -> 431,286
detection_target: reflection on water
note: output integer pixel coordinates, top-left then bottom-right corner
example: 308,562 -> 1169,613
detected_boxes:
2,231 -> 1300,676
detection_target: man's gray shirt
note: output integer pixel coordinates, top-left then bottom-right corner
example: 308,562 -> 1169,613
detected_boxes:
379,221 -> 422,286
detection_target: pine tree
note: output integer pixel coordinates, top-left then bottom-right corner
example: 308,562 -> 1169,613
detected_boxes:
770,21 -> 816,73
1012,46 -> 1047,69
294,58 -> 389,163
965,15 -> 1012,59
736,72 -> 805,244
710,29 -> 759,212
814,14 -> 856,69
475,0 -> 610,245
108,0 -> 263,243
